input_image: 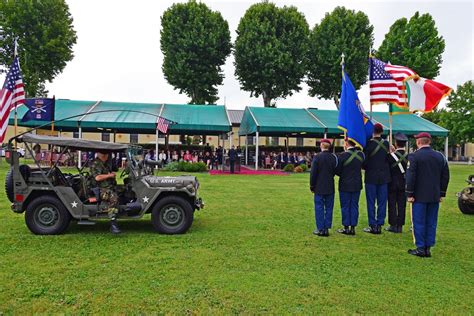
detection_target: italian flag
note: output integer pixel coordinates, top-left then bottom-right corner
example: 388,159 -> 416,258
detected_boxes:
405,78 -> 452,112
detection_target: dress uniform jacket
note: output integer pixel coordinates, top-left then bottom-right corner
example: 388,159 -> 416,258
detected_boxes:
388,149 -> 408,191
336,148 -> 365,192
406,147 -> 450,203
310,151 -> 338,195
363,137 -> 391,184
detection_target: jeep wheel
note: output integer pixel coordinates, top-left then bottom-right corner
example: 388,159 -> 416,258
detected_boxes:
5,167 -> 13,202
25,196 -> 72,235
151,196 -> 194,234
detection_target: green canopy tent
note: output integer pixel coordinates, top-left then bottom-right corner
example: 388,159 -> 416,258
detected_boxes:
239,106 -> 449,170
10,99 -> 232,168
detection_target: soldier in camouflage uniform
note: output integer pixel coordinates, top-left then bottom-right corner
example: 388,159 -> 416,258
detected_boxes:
90,151 -> 121,234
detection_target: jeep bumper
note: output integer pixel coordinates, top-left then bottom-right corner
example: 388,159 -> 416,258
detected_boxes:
195,197 -> 204,210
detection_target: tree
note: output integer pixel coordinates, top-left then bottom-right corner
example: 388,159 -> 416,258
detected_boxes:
234,2 -> 309,107
306,7 -> 374,107
377,12 -> 445,79
0,0 -> 77,97
160,1 -> 231,104
440,81 -> 474,145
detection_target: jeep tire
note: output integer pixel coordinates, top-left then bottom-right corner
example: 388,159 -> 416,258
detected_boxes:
5,167 -> 14,202
25,196 -> 72,235
151,196 -> 194,234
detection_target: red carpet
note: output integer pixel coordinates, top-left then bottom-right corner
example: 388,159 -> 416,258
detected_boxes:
209,166 -> 288,176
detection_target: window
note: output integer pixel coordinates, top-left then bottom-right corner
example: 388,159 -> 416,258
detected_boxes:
296,137 -> 304,147
219,133 -> 229,140
102,133 -> 110,142
271,137 -> 279,146
247,135 -> 254,145
73,132 -> 79,138
130,133 -> 138,144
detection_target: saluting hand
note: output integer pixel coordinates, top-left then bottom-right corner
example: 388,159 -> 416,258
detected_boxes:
407,197 -> 415,203
439,197 -> 444,202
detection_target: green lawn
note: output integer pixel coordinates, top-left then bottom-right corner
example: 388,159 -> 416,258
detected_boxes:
0,162 -> 473,314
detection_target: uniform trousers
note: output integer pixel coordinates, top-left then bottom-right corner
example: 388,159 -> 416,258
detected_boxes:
314,194 -> 334,231
339,191 -> 360,227
365,183 -> 387,226
412,202 -> 439,248
388,187 -> 406,226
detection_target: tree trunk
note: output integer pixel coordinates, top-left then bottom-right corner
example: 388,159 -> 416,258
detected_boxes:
262,91 -> 272,107
333,95 -> 340,110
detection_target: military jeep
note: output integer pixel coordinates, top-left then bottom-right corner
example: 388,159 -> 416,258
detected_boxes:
5,133 -> 203,235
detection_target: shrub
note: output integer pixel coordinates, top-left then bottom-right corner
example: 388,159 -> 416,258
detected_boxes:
163,161 -> 208,172
299,164 -> 308,172
283,164 -> 295,172
163,162 -> 180,171
294,166 -> 304,173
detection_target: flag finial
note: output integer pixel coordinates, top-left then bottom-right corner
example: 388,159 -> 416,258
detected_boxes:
340,53 -> 345,67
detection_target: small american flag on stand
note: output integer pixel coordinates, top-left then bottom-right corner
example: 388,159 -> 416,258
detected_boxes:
156,116 -> 172,134
369,57 -> 417,107
0,57 -> 25,142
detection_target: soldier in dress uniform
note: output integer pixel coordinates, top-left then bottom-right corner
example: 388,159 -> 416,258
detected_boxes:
386,132 -> 408,233
310,139 -> 338,237
406,132 -> 450,257
336,139 -> 365,235
90,151 -> 121,234
363,123 -> 391,234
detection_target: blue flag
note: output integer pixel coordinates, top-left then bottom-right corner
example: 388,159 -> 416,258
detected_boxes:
21,98 -> 55,122
338,71 -> 373,148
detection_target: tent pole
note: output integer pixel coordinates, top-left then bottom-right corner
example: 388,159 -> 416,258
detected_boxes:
245,135 -> 248,165
78,125 -> 82,169
255,131 -> 259,170
444,136 -> 448,159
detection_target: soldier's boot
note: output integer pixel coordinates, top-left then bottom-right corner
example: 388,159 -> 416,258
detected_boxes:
110,218 -> 121,234
424,247 -> 432,258
397,225 -> 403,233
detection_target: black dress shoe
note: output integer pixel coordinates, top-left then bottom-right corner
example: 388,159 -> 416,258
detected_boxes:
349,226 -> 356,235
408,248 -> 426,257
312,229 -> 320,235
363,226 -> 378,234
397,225 -> 403,233
337,226 -> 350,235
425,247 -> 432,257
376,225 -> 382,234
322,229 -> 330,237
385,225 -> 398,233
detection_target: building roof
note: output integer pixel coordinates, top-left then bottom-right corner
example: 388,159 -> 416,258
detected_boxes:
227,109 -> 244,125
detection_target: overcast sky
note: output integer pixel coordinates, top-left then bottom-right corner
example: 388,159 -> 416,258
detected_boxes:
40,0 -> 474,111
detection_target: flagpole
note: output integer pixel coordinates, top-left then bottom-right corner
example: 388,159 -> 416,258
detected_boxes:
369,49 -> 373,120
13,37 -> 18,145
51,95 -> 55,135
389,109 -> 393,148
155,126 -> 159,171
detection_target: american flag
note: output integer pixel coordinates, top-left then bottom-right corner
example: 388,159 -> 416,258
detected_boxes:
369,57 -> 417,107
156,116 -> 171,134
0,57 -> 25,142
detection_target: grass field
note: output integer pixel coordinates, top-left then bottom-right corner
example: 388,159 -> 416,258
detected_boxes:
0,161 -> 473,314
